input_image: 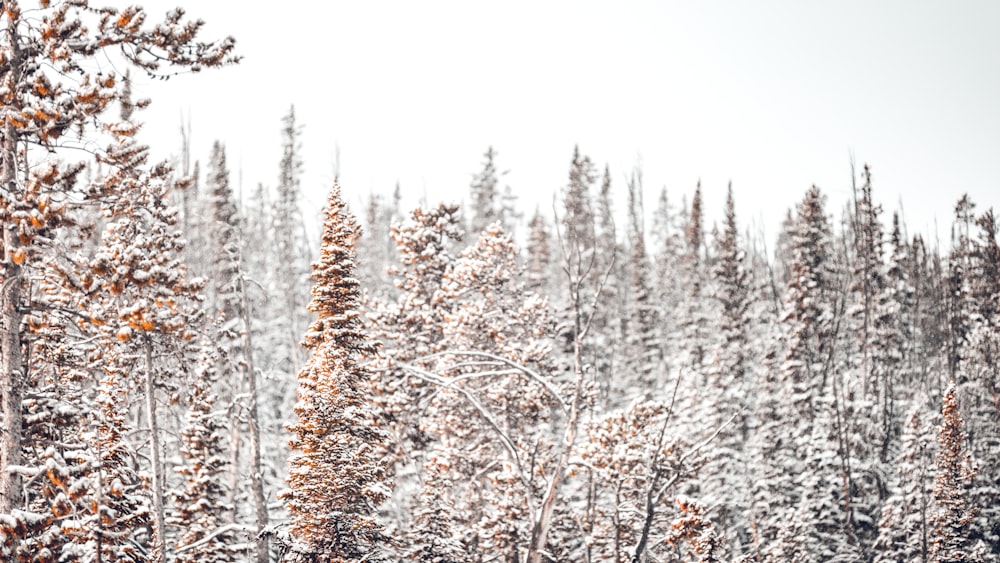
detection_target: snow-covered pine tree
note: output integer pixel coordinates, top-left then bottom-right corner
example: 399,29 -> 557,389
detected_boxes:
406,454 -> 471,563
873,398 -> 936,563
469,146 -> 501,236
841,166 -> 898,549
678,181 -> 710,372
269,105 -> 312,394
280,182 -> 392,562
701,184 -> 753,557
959,207 -> 1000,559
63,364 -> 153,563
525,208 -> 554,296
367,203 -> 463,450
0,5 -> 236,548
623,171 -> 659,397
406,222 -> 559,561
357,192 -> 397,299
751,185 -> 838,555
168,337 -> 236,563
945,196 -> 977,381
561,146 -> 597,259
650,186 -> 684,367
929,383 -> 985,562
87,88 -> 211,562
594,165 -> 624,402
202,142 -> 270,558
772,421 -> 863,562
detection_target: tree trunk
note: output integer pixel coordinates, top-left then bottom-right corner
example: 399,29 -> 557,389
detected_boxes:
525,270 -> 588,563
0,1 -> 25,517
241,276 -> 270,563
228,400 -> 241,520
143,338 -> 167,563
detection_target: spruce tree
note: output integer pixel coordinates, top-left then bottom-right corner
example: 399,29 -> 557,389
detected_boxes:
469,146 -> 501,235
873,399 -> 936,563
525,208 -> 554,296
169,338 -> 236,563
752,185 -> 837,554
624,171 -> 659,395
929,383 -> 983,563
281,182 -> 392,562
0,5 -> 236,546
702,184 -> 753,556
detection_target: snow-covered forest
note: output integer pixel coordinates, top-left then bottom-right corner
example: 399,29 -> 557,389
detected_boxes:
1,2 -> 999,562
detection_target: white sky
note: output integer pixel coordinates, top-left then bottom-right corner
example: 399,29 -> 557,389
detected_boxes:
131,1 -> 1000,248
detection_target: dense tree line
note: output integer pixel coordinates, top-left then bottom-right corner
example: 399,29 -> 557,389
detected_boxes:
0,2 -> 997,562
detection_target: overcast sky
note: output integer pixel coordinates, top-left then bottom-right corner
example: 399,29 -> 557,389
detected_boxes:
132,1 -> 1000,247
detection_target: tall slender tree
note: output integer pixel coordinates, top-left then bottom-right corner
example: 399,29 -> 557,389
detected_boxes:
280,182 -> 392,562
469,146 -> 502,235
929,384 -> 984,562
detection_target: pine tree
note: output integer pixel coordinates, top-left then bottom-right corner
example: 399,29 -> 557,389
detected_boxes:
929,383 -> 984,563
87,106 -> 208,563
650,186 -> 683,367
169,338 -> 236,563
873,398 -> 936,563
960,208 -> 1000,558
594,166 -> 624,401
412,222 -> 557,561
561,146 -> 597,254
752,185 -> 837,555
65,366 -> 153,563
367,203 -> 464,451
623,171 -> 659,395
271,105 -> 312,375
280,182 -> 392,562
702,184 -> 753,557
778,185 -> 836,425
406,456 -> 470,563
525,208 -> 554,296
0,4 -> 236,546
679,181 -> 709,371
469,146 -> 502,235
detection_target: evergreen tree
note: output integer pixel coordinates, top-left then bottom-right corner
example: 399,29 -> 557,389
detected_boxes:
561,146 -> 597,254
873,399 -> 936,563
0,5 -> 236,550
623,171 -> 659,395
169,338 -> 236,563
406,456 -> 471,563
679,181 -> 709,371
961,208 -> 1000,557
594,165 -> 624,401
271,105 -> 312,374
66,366 -> 152,563
929,384 -> 984,563
280,182 -> 392,562
702,184 -> 753,557
752,185 -> 837,555
650,186 -> 683,367
525,208 -> 554,296
469,146 -> 502,235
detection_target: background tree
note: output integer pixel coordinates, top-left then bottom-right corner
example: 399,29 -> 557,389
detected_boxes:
169,337 -> 237,563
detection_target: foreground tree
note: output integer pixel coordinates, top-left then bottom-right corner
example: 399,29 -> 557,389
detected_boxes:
0,0 -> 236,554
929,384 -> 984,562
280,183 -> 392,562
